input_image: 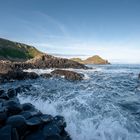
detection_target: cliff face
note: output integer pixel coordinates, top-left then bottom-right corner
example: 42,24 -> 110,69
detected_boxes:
0,38 -> 43,62
71,55 -> 110,65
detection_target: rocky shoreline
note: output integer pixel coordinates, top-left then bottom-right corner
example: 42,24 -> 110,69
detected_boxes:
0,67 -> 83,140
0,86 -> 71,140
0,54 -> 88,74
0,55 -> 87,140
0,69 -> 84,83
0,41 -> 88,140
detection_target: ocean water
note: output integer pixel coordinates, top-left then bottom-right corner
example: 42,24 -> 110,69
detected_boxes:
1,64 -> 140,140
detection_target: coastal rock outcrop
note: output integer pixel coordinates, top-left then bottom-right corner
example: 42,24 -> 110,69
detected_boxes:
0,70 -> 39,83
0,69 -> 85,83
0,38 -> 88,74
51,69 -> 84,81
0,87 -> 71,140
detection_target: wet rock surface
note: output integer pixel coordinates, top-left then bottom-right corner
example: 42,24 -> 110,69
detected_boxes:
0,70 -> 39,83
0,87 -> 71,140
0,55 -> 88,75
51,69 -> 84,81
0,69 -> 85,83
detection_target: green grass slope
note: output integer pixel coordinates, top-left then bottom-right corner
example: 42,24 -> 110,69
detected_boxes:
0,38 -> 43,61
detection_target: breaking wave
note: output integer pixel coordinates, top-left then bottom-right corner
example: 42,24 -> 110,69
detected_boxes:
2,64 -> 140,140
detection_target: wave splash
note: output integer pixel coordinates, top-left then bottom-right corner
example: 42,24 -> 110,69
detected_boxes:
3,64 -> 140,140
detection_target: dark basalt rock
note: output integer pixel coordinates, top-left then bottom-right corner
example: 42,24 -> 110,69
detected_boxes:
26,116 -> 42,128
46,134 -> 62,140
20,111 -> 32,120
24,130 -> 45,140
1,70 -> 39,83
11,128 -> 19,140
138,73 -> 140,79
40,73 -> 52,79
0,125 -> 12,140
54,115 -> 66,131
0,89 -> 5,95
6,115 -> 26,128
0,90 -> 9,100
7,89 -> 17,98
0,88 -> 72,140
4,100 -> 22,116
6,115 -> 27,136
19,85 -> 32,92
0,112 -> 7,125
22,103 -> 35,111
43,123 -> 60,137
51,69 -> 84,81
40,114 -> 53,123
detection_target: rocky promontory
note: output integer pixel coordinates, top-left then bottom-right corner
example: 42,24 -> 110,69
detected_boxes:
0,38 -> 88,74
70,55 -> 110,65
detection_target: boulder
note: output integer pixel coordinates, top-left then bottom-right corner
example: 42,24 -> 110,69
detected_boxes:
0,112 -> 7,125
51,69 -> 84,81
43,123 -> 60,137
0,91 -> 9,100
40,73 -> 52,79
40,114 -> 53,123
0,125 -> 12,140
26,116 -> 42,130
54,115 -> 66,132
22,103 -> 35,111
7,89 -> 17,98
0,70 -> 39,83
4,100 -> 22,116
6,115 -> 27,136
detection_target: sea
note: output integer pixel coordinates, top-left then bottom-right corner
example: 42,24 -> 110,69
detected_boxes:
1,64 -> 140,140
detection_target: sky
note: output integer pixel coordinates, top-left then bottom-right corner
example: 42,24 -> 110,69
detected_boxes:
0,0 -> 140,63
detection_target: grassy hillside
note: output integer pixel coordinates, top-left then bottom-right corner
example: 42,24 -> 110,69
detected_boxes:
70,55 -> 110,64
70,58 -> 84,64
0,38 -> 43,61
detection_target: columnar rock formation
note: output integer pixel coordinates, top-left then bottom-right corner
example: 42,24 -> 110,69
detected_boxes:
0,87 -> 71,140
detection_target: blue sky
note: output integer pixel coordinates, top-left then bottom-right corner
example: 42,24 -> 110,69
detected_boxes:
0,0 -> 140,63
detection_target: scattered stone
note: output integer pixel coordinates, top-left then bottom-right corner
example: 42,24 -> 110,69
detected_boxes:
7,88 -> 17,98
40,73 -> 52,79
4,100 -> 22,116
22,103 -> 35,111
